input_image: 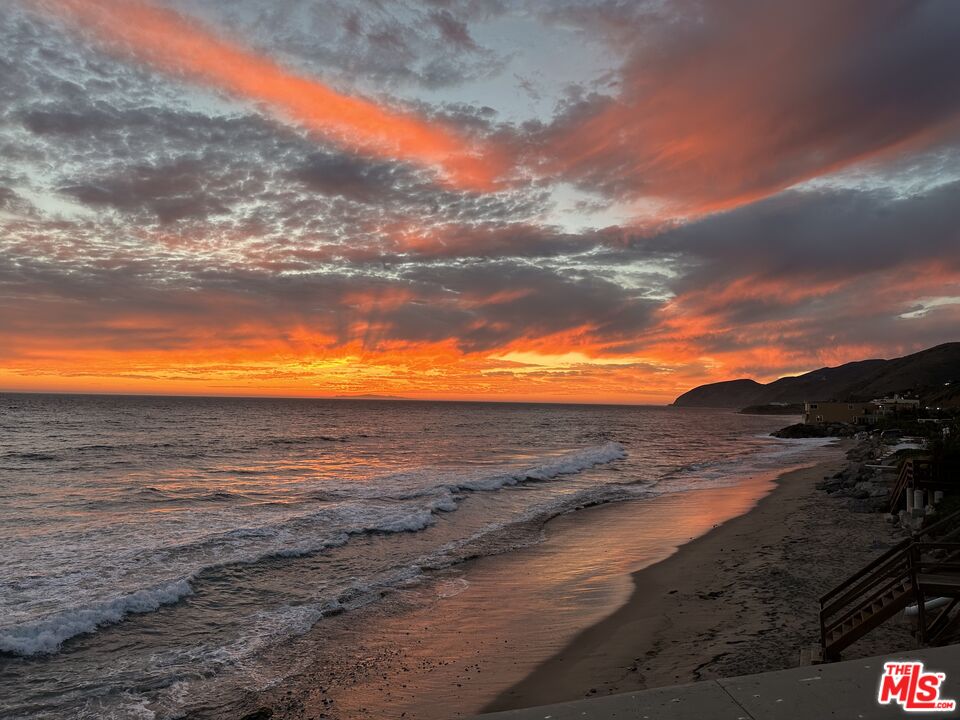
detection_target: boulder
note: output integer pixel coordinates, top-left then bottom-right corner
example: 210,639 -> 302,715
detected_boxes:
816,477 -> 844,492
849,496 -> 889,513
852,481 -> 888,499
240,710 -> 273,720
772,423 -> 829,438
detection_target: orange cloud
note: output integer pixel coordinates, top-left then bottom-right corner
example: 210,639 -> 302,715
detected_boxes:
543,2 -> 960,216
642,260 -> 960,381
3,266 -> 959,404
32,0 -> 506,190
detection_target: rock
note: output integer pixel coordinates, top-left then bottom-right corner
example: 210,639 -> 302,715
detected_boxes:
240,710 -> 273,720
816,477 -> 844,492
843,477 -> 890,498
849,497 -> 889,513
772,423 -> 836,438
851,482 -> 871,499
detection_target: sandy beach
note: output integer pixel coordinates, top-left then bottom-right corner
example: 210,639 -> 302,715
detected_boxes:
485,440 -> 914,712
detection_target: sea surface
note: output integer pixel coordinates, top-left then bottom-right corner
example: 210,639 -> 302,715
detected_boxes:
0,394 -> 816,718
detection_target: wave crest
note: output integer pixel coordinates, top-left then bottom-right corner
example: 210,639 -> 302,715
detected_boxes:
0,579 -> 192,656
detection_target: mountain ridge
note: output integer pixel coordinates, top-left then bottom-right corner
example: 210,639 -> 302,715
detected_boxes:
673,342 -> 960,409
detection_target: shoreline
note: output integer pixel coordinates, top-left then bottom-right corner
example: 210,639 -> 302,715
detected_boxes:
249,439 -> 875,720
483,439 -> 914,713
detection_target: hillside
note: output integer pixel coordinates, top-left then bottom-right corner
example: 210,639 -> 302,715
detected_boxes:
673,342 -> 960,409
671,379 -> 767,409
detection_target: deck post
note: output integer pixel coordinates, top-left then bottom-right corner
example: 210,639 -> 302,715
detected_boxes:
910,544 -> 927,645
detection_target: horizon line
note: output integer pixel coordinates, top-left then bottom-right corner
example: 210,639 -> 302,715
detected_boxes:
0,388 -> 677,408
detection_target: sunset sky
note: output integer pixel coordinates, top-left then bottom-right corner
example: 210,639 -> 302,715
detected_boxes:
2,0 -> 960,403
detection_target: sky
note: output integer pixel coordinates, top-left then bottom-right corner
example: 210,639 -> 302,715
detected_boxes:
2,0 -> 960,404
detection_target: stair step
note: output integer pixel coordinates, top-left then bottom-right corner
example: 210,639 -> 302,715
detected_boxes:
799,645 -> 824,666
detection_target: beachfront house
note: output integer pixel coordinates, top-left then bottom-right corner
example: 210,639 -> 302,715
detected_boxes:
803,401 -> 879,425
871,394 -> 921,415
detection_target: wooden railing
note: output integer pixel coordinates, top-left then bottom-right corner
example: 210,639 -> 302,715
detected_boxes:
819,541 -> 914,658
888,458 -> 915,513
914,541 -> 960,574
819,509 -> 960,658
920,508 -> 960,541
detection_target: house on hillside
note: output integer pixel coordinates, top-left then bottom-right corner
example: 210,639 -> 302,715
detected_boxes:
803,401 -> 880,425
872,394 -> 921,415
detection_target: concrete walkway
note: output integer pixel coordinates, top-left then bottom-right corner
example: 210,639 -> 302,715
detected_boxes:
474,644 -> 960,719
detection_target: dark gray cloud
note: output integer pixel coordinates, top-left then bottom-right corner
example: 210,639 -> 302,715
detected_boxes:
643,179 -> 960,292
292,153 -> 409,204
429,10 -> 478,50
60,159 -> 234,223
396,262 -> 660,350
165,0 -> 507,90
0,187 -> 18,209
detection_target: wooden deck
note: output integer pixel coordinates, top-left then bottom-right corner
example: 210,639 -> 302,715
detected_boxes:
889,457 -> 956,514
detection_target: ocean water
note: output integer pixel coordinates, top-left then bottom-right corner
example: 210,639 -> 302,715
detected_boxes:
0,394 -> 814,718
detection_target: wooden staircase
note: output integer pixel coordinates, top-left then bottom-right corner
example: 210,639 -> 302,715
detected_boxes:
819,509 -> 960,660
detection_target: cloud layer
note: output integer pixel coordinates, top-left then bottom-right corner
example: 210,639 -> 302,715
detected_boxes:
2,0 -> 960,402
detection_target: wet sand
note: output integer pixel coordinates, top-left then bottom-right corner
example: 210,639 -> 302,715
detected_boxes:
485,441 -> 914,713
243,441 -> 914,720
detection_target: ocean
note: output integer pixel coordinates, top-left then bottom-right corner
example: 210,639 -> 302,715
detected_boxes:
0,394 -> 820,718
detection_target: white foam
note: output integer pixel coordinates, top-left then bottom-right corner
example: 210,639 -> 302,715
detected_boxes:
0,508 -> 433,656
454,441 -> 626,491
436,577 -> 470,598
0,500 -> 461,656
0,579 -> 193,656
